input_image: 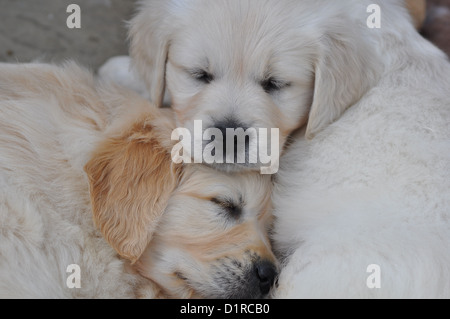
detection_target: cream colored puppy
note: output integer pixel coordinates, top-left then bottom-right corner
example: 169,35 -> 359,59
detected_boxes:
126,0 -> 449,298
129,0 -> 316,170
266,1 -> 449,298
0,62 -> 277,298
126,0 -> 427,171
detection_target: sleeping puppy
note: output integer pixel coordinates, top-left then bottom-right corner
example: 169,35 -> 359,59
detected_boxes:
126,0 -> 449,298
267,1 -> 450,298
126,0 -> 426,172
128,0 -> 315,171
0,62 -> 277,298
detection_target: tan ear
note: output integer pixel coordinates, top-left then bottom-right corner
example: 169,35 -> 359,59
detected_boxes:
128,0 -> 176,107
305,30 -> 382,140
84,117 -> 181,263
405,0 -> 426,30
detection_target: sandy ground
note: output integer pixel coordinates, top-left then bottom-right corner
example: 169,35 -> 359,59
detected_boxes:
0,0 -> 448,73
0,0 -> 135,72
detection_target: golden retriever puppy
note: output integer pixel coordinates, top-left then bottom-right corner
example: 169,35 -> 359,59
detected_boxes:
127,0 -> 427,171
0,62 -> 276,298
125,0 -> 450,298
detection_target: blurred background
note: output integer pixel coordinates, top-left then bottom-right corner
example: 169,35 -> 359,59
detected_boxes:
0,0 -> 448,73
421,0 -> 450,56
0,0 -> 136,72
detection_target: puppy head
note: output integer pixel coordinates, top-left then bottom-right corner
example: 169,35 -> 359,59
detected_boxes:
84,109 -> 277,298
130,0 -> 383,162
137,166 -> 276,298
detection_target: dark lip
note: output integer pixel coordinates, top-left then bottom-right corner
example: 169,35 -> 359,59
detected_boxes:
174,263 -> 276,299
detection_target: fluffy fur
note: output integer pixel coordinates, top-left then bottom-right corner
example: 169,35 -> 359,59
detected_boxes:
270,1 -> 450,298
123,0 -> 428,171
0,62 -> 276,298
125,0 -> 450,298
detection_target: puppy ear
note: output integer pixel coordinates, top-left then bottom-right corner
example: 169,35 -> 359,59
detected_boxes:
405,0 -> 426,30
305,30 -> 382,139
84,116 -> 181,263
128,1 -> 176,107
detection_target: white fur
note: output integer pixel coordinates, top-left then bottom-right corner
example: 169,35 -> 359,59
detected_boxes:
271,1 -> 450,298
0,62 -> 140,298
128,0 -> 321,168
0,62 -> 276,298
126,0 -> 427,171
98,56 -> 151,100
126,0 -> 450,298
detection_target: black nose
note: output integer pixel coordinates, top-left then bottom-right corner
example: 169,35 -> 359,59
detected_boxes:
255,260 -> 278,295
213,119 -> 250,163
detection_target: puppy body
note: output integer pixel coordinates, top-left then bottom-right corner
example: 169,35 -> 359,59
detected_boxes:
271,2 -> 450,298
0,62 -> 141,298
0,62 -> 276,298
128,0 -> 450,298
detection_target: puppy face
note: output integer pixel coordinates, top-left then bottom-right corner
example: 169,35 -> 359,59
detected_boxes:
130,0 -> 385,169
138,166 -> 276,298
132,1 -> 314,170
85,109 -> 277,298
169,6 -> 314,143
167,4 -> 317,173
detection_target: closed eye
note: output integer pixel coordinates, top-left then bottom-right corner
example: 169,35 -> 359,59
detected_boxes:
189,69 -> 214,84
210,197 -> 243,220
260,77 -> 290,94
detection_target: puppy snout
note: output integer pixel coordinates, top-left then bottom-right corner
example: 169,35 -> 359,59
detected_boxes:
221,257 -> 278,298
255,260 -> 278,296
213,119 -> 250,163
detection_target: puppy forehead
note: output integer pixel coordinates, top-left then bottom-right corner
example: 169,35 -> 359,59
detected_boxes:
169,0 -> 316,79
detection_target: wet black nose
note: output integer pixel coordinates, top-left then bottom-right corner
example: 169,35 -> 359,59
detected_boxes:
255,260 -> 278,295
214,119 -> 249,163
215,118 -> 246,135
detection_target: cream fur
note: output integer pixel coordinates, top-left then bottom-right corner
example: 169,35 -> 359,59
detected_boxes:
123,0 -> 450,298
121,0 -> 428,170
0,62 -> 276,298
271,1 -> 450,298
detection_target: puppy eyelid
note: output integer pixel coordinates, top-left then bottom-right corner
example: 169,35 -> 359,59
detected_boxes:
187,68 -> 214,84
260,77 -> 290,94
210,197 -> 243,220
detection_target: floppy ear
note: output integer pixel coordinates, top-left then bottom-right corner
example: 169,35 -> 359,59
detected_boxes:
405,0 -> 426,30
128,0 -> 177,107
84,117 -> 181,263
305,29 -> 382,139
